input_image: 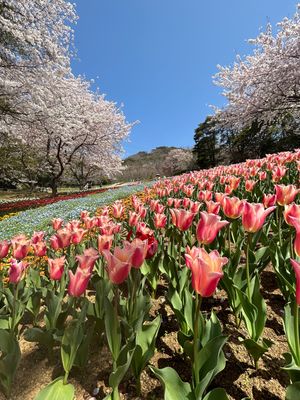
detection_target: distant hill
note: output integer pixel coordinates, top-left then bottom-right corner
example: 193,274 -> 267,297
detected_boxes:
120,146 -> 195,181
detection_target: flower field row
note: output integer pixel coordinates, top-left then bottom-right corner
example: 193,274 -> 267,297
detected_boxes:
0,150 -> 300,399
0,183 -> 150,241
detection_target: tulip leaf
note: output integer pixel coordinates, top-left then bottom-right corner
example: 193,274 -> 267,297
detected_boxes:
24,327 -> 54,348
286,382 -> 300,400
61,319 -> 84,374
203,388 -> 229,400
282,353 -> 300,384
132,315 -> 161,378
34,377 -> 74,400
149,366 -> 193,400
240,338 -> 272,364
109,341 -> 135,389
104,297 -> 121,362
0,329 -> 21,397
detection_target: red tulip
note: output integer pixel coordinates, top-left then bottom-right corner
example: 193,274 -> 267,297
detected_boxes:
275,184 -> 299,206
50,235 -> 60,250
183,198 -> 191,209
102,247 -> 131,284
222,196 -> 244,219
154,213 -> 167,229
196,211 -> 229,245
189,201 -> 201,214
31,231 -> 45,244
68,267 -> 91,297
291,259 -> 300,305
0,240 -> 10,259
48,256 -> 65,280
185,247 -> 228,297
242,202 -> 276,233
170,208 -> 195,231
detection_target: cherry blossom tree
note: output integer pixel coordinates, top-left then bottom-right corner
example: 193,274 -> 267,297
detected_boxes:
212,4 -> 300,131
162,148 -> 195,176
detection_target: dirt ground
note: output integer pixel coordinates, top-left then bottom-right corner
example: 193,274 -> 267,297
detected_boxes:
0,267 -> 290,400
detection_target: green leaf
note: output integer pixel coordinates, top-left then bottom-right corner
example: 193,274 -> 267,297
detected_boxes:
286,382 -> 300,400
149,366 -> 193,400
61,319 -> 84,374
24,327 -> 54,348
132,315 -> 161,378
195,334 -> 227,399
34,377 -> 75,400
282,353 -> 300,384
104,298 -> 121,362
241,338 -> 272,364
0,329 -> 21,397
203,388 -> 229,400
109,341 -> 135,389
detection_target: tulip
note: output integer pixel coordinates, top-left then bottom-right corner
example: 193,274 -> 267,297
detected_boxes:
173,199 -> 182,209
198,190 -> 212,202
124,238 -> 148,268
80,210 -> 90,220
263,194 -> 277,208
68,267 -> 91,297
128,211 -> 140,227
291,259 -> 300,305
137,205 -> 147,219
32,241 -> 47,257
222,196 -> 244,219
0,240 -> 10,259
52,218 -> 63,231
154,213 -> 167,229
50,235 -> 60,251
112,202 -> 124,219
275,184 -> 299,206
31,231 -> 45,244
290,217 -> 300,257
189,201 -> 201,214
184,245 -> 201,269
183,198 -> 191,209
12,238 -> 31,259
145,235 -> 158,259
167,198 -> 174,207
55,228 -> 72,248
98,234 -> 114,254
242,202 -> 276,233
102,247 -> 131,284
196,211 -> 229,245
155,203 -> 165,214
185,247 -> 228,297
71,228 -> 87,245
284,204 -> 300,226
170,208 -> 195,231
205,200 -> 220,215
245,180 -> 256,192
76,248 -> 99,273
9,259 -> 28,284
214,192 -> 226,204
48,256 -> 65,280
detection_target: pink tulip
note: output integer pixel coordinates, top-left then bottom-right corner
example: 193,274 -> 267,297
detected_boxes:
183,198 -> 191,209
189,201 -> 201,214
0,240 -> 10,259
214,192 -> 226,204
52,218 -> 64,231
284,204 -> 300,226
55,228 -> 72,248
173,199 -> 182,209
154,213 -> 167,229
128,211 -> 140,227
71,228 -> 87,245
167,198 -> 174,207
76,248 -> 99,273
245,180 -> 257,192
242,202 -> 276,233
124,238 -> 148,268
48,256 -> 65,280
290,217 -> 300,257
31,231 -> 45,244
98,234 -> 114,254
222,196 -> 244,219
32,241 -> 47,257
68,267 -> 91,297
80,210 -> 90,220
137,205 -> 147,219
263,194 -> 277,208
275,184 -> 299,206
170,208 -> 195,231
9,259 -> 28,284
12,238 -> 31,259
50,235 -> 60,251
155,203 -> 165,214
198,190 -> 212,202
185,247 -> 228,297
291,259 -> 300,305
205,200 -> 220,215
102,247 -> 131,284
196,211 -> 229,245
185,245 -> 201,269
112,202 -> 124,219
258,171 -> 267,181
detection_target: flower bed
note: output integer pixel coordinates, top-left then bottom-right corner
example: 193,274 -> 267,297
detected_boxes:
0,151 -> 300,400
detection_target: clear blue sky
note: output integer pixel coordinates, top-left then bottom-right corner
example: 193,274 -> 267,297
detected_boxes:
71,0 -> 297,157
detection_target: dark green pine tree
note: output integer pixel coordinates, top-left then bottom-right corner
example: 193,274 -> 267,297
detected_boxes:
193,116 -> 217,169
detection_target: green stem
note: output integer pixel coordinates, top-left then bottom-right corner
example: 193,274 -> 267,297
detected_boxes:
10,283 -> 19,336
278,207 -> 282,247
291,233 -> 295,259
246,233 -> 252,301
227,223 -> 231,257
63,371 -> 69,385
193,293 -> 202,390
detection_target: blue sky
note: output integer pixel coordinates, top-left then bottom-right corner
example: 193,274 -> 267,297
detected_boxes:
71,0 -> 297,157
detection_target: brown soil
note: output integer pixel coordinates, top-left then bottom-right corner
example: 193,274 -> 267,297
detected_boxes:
0,267 -> 290,400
